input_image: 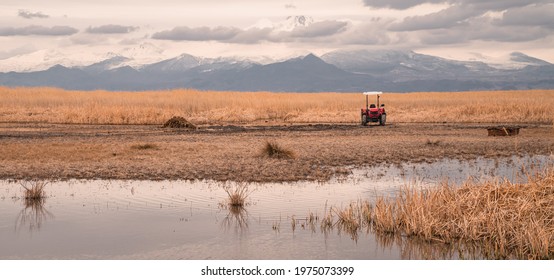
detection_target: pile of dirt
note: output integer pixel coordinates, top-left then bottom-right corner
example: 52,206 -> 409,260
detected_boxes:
163,116 -> 197,129
487,126 -> 520,136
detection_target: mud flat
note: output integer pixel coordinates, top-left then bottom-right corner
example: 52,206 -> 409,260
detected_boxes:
0,122 -> 552,182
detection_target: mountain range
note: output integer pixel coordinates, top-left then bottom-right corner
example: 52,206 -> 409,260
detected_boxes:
1,49 -> 553,92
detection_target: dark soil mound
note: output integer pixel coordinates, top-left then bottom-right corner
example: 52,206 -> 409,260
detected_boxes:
163,116 -> 197,129
487,126 -> 520,136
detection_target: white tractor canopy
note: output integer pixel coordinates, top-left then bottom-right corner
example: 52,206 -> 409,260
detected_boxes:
363,91 -> 383,95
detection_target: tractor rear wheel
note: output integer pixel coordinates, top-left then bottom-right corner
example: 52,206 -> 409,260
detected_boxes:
361,114 -> 367,126
380,114 -> 386,126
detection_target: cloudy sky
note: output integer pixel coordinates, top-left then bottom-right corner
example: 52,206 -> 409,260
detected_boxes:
1,0 -> 553,65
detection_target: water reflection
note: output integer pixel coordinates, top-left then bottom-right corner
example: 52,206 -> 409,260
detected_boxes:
220,205 -> 249,233
15,197 -> 54,233
0,155 -> 550,259
372,231 -> 485,260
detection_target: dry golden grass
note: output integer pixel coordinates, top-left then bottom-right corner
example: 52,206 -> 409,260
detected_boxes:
222,183 -> 251,207
130,143 -> 159,150
259,140 -> 296,159
1,87 -> 553,125
366,169 -> 554,259
320,169 -> 554,259
20,180 -> 47,200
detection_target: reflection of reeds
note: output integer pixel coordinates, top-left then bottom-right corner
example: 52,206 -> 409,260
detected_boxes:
220,183 -> 252,233
320,205 -> 334,233
221,205 -> 249,233
272,221 -> 280,232
15,196 -> 54,233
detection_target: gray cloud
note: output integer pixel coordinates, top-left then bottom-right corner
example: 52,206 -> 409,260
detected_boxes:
418,16 -> 550,45
390,5 -> 475,31
153,20 -> 348,43
0,25 -> 78,36
18,9 -> 49,19
382,0 -> 554,31
228,28 -> 273,44
362,0 -> 549,10
289,20 -> 348,38
152,26 -> 241,41
468,22 -> 550,42
86,25 -> 139,34
361,0 -> 442,10
0,46 -> 36,60
338,19 -> 393,45
496,4 -> 554,28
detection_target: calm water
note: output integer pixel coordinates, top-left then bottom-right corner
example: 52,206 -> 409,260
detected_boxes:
0,155 -> 551,259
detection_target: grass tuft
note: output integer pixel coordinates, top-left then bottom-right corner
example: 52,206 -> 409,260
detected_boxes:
222,183 -> 251,207
20,180 -> 47,200
260,140 -> 296,159
131,143 -> 159,150
425,139 -> 441,146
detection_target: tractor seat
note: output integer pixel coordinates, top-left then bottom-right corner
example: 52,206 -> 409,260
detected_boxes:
369,104 -> 376,108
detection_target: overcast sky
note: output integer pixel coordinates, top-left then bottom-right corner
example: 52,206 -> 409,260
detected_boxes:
1,0 -> 553,63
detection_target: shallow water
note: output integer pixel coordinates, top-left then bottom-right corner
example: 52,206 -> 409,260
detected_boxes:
0,155 -> 551,259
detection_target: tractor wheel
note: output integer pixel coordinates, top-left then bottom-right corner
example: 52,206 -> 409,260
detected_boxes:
361,114 -> 367,126
380,114 -> 386,126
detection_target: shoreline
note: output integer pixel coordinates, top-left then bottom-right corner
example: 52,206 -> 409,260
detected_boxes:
1,122 -> 552,182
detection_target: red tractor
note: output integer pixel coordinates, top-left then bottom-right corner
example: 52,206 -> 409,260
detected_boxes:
361,91 -> 386,126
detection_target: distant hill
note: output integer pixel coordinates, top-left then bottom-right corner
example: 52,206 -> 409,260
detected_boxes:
1,50 -> 553,92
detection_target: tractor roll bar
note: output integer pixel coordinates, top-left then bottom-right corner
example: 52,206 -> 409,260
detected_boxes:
363,91 -> 382,110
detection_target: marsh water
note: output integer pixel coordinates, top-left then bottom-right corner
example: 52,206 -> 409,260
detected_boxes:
1,155 -> 551,259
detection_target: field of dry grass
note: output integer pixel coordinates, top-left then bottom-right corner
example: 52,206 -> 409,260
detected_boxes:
326,168 -> 554,259
1,87 -> 553,125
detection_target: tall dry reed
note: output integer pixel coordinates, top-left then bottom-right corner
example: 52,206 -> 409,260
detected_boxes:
1,87 -> 552,125
366,169 -> 554,259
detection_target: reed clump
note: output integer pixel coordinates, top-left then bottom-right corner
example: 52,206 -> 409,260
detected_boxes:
259,140 -> 296,159
317,168 -> 553,259
222,183 -> 251,207
20,180 -> 48,200
130,143 -> 159,150
367,169 -> 554,259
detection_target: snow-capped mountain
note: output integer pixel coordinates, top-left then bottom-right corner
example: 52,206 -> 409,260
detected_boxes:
115,42 -> 167,68
0,49 -> 105,73
321,49 -> 495,79
81,55 -> 131,73
142,53 -> 202,72
477,52 -> 553,70
0,42 -> 169,73
1,49 -> 553,92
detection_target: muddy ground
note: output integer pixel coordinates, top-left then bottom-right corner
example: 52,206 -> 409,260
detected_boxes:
1,122 -> 552,182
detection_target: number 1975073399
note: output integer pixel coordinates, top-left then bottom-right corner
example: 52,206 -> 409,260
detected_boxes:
294,266 -> 354,276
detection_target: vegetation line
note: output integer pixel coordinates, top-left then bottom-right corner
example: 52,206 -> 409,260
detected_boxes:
1,87 -> 553,125
323,168 -> 554,259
